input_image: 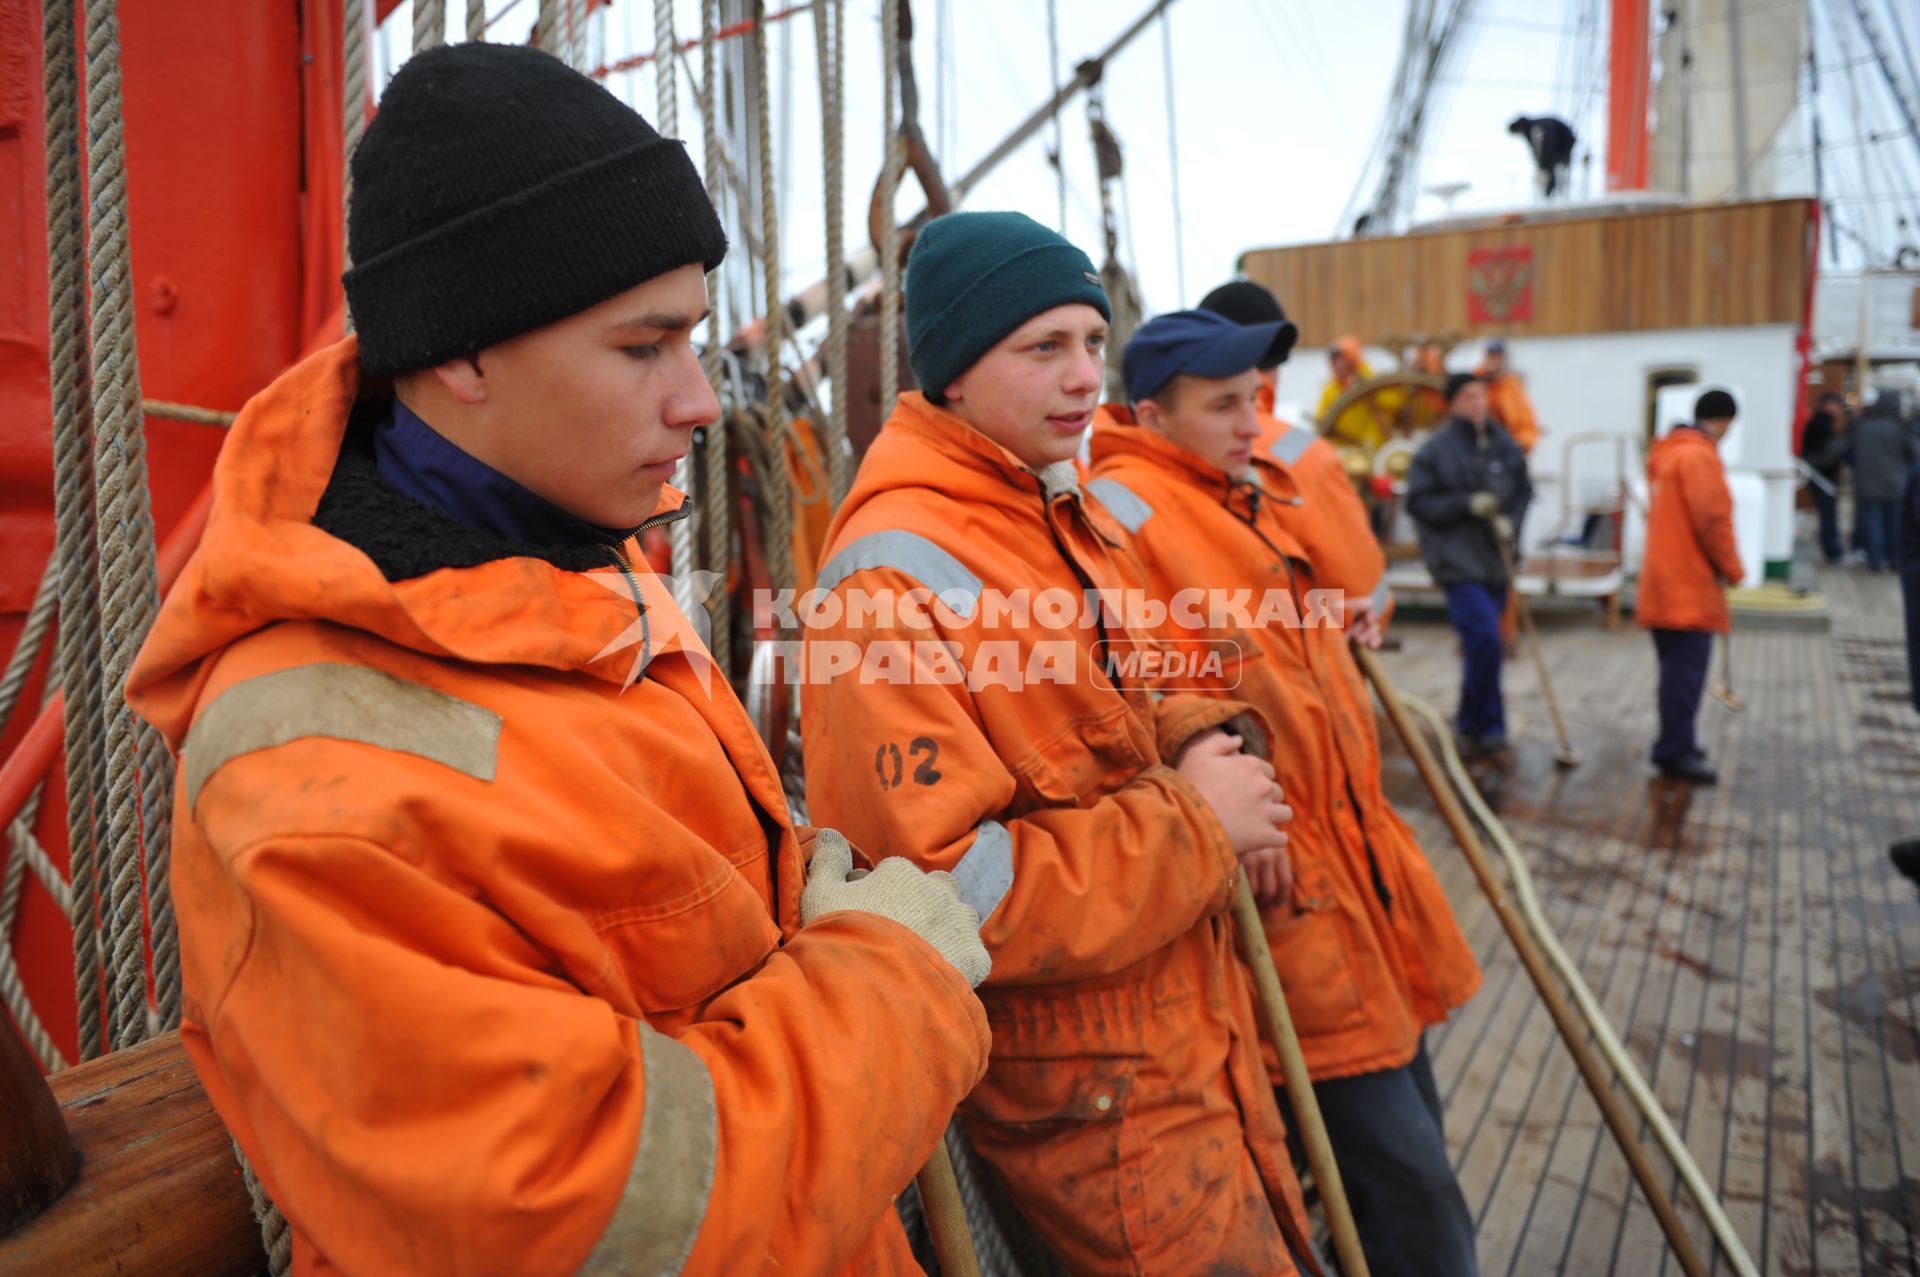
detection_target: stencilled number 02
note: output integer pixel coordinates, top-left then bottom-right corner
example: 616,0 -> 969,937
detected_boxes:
875,737 -> 942,790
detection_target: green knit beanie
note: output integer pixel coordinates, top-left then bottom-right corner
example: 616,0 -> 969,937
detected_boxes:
905,211 -> 1112,399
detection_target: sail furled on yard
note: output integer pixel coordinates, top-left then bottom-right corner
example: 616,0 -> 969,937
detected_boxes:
1650,0 -> 1807,201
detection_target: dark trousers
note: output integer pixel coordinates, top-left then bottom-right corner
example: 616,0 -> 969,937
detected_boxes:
1652,628 -> 1714,764
1277,1043 -> 1480,1277
1444,581 -> 1507,740
1812,482 -> 1844,561
1859,500 -> 1900,569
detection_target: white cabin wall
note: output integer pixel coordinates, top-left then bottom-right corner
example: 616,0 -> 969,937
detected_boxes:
1273,325 -> 1804,572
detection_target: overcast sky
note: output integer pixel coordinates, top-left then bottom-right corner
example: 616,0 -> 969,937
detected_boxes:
384,0 -> 1920,318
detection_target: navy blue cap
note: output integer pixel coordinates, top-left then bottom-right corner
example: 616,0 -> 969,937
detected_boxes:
1123,309 -> 1285,404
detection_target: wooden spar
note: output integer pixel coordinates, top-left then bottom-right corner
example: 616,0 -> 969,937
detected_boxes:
0,1032 -> 262,1274
948,0 -> 1176,203
0,1013 -> 75,1237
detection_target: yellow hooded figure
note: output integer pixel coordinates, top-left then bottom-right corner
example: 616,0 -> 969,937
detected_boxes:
1316,335 -> 1404,451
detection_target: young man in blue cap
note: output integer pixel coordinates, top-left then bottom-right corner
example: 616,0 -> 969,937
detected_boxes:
1407,373 -> 1533,754
802,213 -> 1324,1275
1091,310 -> 1483,1277
1199,280 -> 1396,639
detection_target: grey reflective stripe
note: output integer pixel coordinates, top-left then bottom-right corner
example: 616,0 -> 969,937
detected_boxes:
952,820 -> 1014,923
183,664 -> 502,809
1087,478 -> 1155,533
580,1023 -> 718,1275
816,530 -> 982,620
1269,426 -> 1316,466
1369,577 -> 1393,617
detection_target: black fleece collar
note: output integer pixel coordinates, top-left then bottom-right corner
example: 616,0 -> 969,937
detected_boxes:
314,398 -> 635,582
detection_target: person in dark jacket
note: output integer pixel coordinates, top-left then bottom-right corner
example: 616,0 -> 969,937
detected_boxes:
1892,457 -> 1920,885
1407,372 -> 1534,751
1799,392 -> 1849,563
1853,392 -> 1919,571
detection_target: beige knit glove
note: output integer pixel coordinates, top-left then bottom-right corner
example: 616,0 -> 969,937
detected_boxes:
800,829 -> 992,987
1469,490 -> 1500,519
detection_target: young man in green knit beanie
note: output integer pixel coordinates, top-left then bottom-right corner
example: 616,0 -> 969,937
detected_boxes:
802,211 -> 1324,1275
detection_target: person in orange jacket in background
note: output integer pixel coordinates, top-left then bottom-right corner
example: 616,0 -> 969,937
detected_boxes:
125,45 -> 990,1276
1201,281 -> 1395,633
1317,333 -> 1405,452
1089,309 -> 1484,1277
801,211 -> 1324,1276
1477,338 -> 1540,455
1638,389 -> 1746,785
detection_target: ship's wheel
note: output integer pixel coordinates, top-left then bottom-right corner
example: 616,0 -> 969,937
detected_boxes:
1314,368 -> 1448,481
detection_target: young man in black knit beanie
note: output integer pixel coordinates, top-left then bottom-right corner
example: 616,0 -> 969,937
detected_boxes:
127,42 -> 990,1276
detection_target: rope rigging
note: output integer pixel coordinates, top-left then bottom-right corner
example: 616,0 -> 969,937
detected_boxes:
1159,8 -> 1185,307
342,0 -> 367,305
1047,0 -> 1066,231
0,563 -> 69,1073
82,0 -> 179,1050
814,0 -> 853,507
752,0 -> 797,606
1086,75 -> 1141,402
414,0 -> 444,51
41,0 -> 108,1066
877,0 -> 905,418
699,0 -> 733,676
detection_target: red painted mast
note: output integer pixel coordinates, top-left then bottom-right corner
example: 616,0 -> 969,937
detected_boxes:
1606,0 -> 1652,191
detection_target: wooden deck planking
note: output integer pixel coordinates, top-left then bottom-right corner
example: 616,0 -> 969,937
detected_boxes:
1368,559 -> 1920,1275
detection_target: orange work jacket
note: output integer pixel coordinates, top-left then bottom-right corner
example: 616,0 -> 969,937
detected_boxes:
1088,409 -> 1482,1080
125,339 -> 988,1277
800,392 -> 1319,1274
1257,382 -> 1393,624
1481,369 -> 1541,454
1638,425 -> 1744,632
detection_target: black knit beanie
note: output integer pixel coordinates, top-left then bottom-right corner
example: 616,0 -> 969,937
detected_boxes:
344,43 -> 727,376
1197,280 -> 1298,370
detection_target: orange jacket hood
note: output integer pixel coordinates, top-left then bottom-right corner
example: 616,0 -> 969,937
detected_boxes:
129,337 -> 693,744
828,391 -> 1086,544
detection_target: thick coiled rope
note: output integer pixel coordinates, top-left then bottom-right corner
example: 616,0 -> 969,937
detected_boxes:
0,560 -> 57,740
752,2 -> 796,606
877,0 -> 904,416
3,786 -> 69,1074
698,0 -> 732,675
342,0 -> 366,308
653,0 -> 704,629
42,0 -> 108,1064
83,0 -> 177,1049
414,0 -> 444,50
0,563 -> 70,1072
812,0 -> 851,507
534,0 -> 560,60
